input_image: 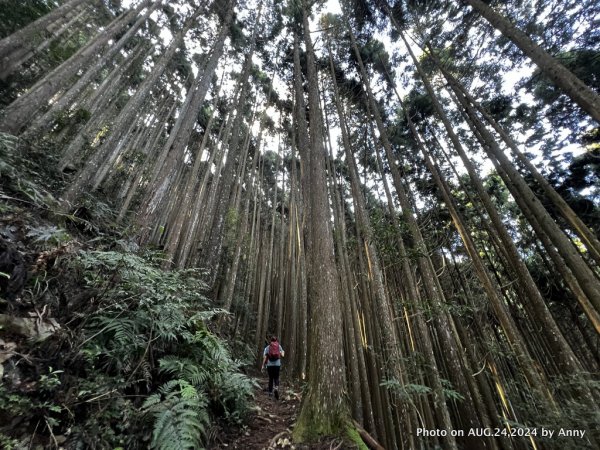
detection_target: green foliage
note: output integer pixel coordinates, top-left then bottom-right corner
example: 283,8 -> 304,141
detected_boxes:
0,245 -> 255,448
0,132 -> 60,208
26,225 -> 70,247
0,383 -> 63,437
53,107 -> 92,132
47,29 -> 88,63
440,378 -> 465,401
481,94 -> 513,122
381,377 -> 465,404
403,88 -> 435,123
38,367 -> 64,391
501,374 -> 600,450
228,21 -> 246,49
527,48 -> 600,131
156,327 -> 257,425
66,249 -> 255,448
355,39 -> 392,82
0,432 -> 20,450
380,378 -> 432,399
142,380 -> 209,450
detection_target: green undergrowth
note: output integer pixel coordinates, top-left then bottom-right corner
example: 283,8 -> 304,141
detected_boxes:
0,132 -> 257,449
0,132 -> 121,235
1,248 -> 257,449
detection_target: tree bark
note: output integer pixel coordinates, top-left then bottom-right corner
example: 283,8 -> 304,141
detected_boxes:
448,77 -> 600,332
0,0 -> 88,68
23,1 -> 160,138
431,49 -> 600,269
347,19 -> 461,449
0,0 -> 151,134
0,6 -> 89,80
327,40 -> 404,384
61,15 -> 194,204
292,3 -> 350,440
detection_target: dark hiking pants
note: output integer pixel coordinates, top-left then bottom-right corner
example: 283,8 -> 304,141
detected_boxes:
267,365 -> 280,392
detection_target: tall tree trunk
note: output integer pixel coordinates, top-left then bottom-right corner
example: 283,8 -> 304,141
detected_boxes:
0,0 -> 88,69
429,50 -> 600,269
201,7 -> 261,288
220,114 -> 264,312
327,40 -> 404,387
117,96 -> 177,221
162,98 -> 219,262
176,115 -> 229,267
346,20 -> 462,449
412,109 -> 556,405
0,6 -> 89,80
23,1 -> 160,138
328,155 -> 364,426
142,3 -> 233,223
292,2 -> 350,440
462,0 -> 600,123
0,0 -> 151,134
447,77 -> 600,332
395,26 -> 596,393
291,32 -> 310,382
61,11 -> 201,204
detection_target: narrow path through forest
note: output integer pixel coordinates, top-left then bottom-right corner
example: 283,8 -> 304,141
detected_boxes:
210,375 -> 348,450
213,375 -> 299,450
213,375 -> 354,449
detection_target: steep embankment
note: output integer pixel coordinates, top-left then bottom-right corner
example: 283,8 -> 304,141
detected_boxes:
0,133 -> 258,449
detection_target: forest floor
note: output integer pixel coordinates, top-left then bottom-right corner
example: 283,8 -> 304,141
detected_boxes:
212,374 -> 299,449
213,375 -> 351,450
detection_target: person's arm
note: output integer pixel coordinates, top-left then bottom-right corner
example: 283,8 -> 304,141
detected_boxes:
261,347 -> 268,369
280,344 -> 285,358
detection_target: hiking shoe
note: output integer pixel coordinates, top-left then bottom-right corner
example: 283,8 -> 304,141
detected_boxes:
274,388 -> 279,400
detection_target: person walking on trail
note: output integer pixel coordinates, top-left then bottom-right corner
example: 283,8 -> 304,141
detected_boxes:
262,336 -> 284,399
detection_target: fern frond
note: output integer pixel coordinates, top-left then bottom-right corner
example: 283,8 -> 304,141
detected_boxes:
158,357 -> 210,388
143,380 -> 209,450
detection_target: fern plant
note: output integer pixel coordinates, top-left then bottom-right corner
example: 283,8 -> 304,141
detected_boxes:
26,225 -> 70,245
65,249 -> 256,449
142,380 -> 209,450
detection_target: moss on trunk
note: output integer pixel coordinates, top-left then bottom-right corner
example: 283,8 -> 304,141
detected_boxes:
293,404 -> 367,449
293,388 -> 366,448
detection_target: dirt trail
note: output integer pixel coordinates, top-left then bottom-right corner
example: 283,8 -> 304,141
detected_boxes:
213,375 -> 299,449
213,375 -> 363,449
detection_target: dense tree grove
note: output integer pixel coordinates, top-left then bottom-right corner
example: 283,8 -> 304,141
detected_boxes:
0,0 -> 599,448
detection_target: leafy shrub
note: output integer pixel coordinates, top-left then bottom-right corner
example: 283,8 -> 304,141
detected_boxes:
0,248 -> 255,449
67,249 -> 255,449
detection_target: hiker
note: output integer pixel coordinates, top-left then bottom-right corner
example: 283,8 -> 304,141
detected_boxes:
261,336 -> 284,399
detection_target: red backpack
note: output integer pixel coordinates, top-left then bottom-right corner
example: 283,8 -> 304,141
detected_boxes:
267,341 -> 280,361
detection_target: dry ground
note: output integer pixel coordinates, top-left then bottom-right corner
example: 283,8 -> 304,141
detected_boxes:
212,375 -> 353,450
